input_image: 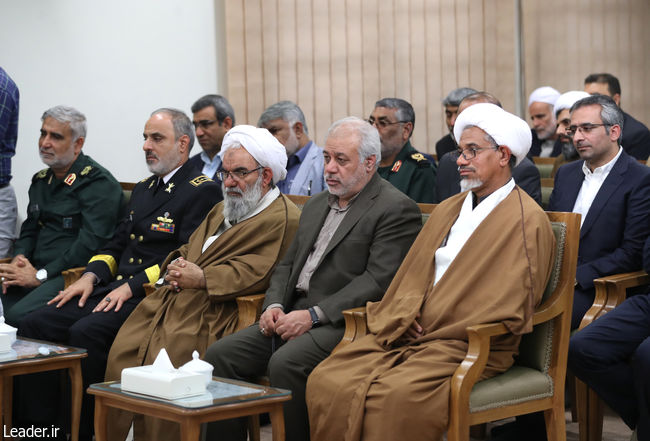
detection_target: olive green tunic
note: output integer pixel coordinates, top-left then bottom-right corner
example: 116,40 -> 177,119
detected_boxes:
3,152 -> 122,325
377,141 -> 437,203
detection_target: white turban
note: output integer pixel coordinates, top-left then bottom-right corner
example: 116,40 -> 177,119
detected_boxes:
553,91 -> 590,117
528,86 -> 561,106
453,103 -> 532,166
219,125 -> 288,184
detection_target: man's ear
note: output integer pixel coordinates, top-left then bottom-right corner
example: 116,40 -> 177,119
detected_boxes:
262,167 -> 274,187
177,134 -> 191,154
222,116 -> 233,130
402,122 -> 413,141
609,124 -> 622,143
612,93 -> 621,107
73,136 -> 85,155
499,146 -> 512,166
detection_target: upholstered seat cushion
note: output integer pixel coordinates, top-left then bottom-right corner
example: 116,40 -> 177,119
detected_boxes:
469,366 -> 553,412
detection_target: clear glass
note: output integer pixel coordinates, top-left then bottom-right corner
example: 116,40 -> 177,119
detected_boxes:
0,337 -> 86,364
89,377 -> 291,409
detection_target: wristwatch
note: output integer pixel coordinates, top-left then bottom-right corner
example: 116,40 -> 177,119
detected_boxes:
308,307 -> 321,328
36,269 -> 48,283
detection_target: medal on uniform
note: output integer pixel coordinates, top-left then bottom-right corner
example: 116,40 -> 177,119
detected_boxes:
151,212 -> 175,233
391,160 -> 402,173
64,173 -> 76,186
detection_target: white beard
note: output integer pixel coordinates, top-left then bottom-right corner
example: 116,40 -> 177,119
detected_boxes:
460,178 -> 483,192
222,174 -> 263,222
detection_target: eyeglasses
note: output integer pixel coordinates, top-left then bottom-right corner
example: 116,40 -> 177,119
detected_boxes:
566,123 -> 611,137
193,120 -> 218,130
216,166 -> 263,181
452,145 -> 498,161
366,118 -> 408,129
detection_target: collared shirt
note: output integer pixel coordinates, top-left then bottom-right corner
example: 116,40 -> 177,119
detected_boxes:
277,141 -> 312,194
572,147 -> 622,226
0,67 -> 19,186
201,187 -> 281,253
434,178 -> 516,285
268,191 -> 361,323
199,150 -> 222,180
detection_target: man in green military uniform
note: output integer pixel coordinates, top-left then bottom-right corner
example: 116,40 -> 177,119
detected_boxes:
0,106 -> 122,326
368,98 -> 437,203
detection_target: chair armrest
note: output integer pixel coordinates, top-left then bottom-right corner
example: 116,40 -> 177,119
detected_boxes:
333,307 -> 368,353
235,294 -> 266,331
0,258 -> 10,264
61,267 -> 86,289
580,270 -> 650,329
143,283 -> 156,296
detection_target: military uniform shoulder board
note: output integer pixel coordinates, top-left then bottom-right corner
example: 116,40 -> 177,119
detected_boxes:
139,176 -> 149,183
190,175 -> 212,187
410,153 -> 432,168
80,165 -> 93,176
36,168 -> 49,179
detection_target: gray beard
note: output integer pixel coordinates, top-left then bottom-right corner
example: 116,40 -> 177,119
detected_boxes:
460,178 -> 483,192
222,175 -> 264,223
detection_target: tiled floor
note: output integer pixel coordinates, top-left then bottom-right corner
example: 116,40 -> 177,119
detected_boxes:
258,407 -> 633,440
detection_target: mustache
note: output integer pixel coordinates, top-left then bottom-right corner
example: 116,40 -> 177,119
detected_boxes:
146,152 -> 159,160
457,166 -> 476,173
324,174 -> 340,182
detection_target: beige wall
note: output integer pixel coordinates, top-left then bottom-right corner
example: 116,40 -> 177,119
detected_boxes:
224,0 -> 650,154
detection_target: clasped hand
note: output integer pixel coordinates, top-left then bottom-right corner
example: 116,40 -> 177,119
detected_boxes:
164,257 -> 206,292
259,307 -> 312,341
0,255 -> 39,294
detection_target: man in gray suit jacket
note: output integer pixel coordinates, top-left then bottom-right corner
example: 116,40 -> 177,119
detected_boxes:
205,116 -> 422,441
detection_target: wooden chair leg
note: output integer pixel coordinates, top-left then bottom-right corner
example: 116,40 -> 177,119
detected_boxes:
544,402 -> 567,441
566,372 -> 578,422
247,414 -> 261,441
587,388 -> 603,441
575,377 -> 589,441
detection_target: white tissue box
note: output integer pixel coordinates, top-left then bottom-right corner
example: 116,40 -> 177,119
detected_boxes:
121,365 -> 206,400
0,333 -> 12,353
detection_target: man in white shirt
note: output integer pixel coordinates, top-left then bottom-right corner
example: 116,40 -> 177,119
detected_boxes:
188,94 -> 235,189
548,94 -> 650,329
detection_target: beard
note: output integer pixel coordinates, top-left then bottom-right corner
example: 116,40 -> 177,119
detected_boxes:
39,146 -> 77,170
146,147 -> 182,175
222,173 -> 264,222
460,177 -> 484,192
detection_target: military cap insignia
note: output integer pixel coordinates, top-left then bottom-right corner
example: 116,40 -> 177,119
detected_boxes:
411,153 -> 426,162
80,166 -> 93,176
165,183 -> 175,193
391,160 -> 403,173
36,169 -> 48,179
64,173 -> 77,186
190,175 -> 211,187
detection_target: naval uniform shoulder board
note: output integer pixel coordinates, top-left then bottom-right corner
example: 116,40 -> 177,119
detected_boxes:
139,176 -> 150,183
410,153 -> 432,168
189,175 -> 212,187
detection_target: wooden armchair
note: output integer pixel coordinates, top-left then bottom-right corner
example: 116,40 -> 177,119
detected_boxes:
575,270 -> 650,441
337,211 -> 580,441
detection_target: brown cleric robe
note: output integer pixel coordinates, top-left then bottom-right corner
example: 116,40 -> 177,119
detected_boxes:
104,193 -> 300,441
306,186 -> 556,441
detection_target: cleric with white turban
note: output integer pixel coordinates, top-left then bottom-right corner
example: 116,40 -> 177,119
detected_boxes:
528,86 -> 561,106
453,102 -> 532,166
220,125 -> 288,184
